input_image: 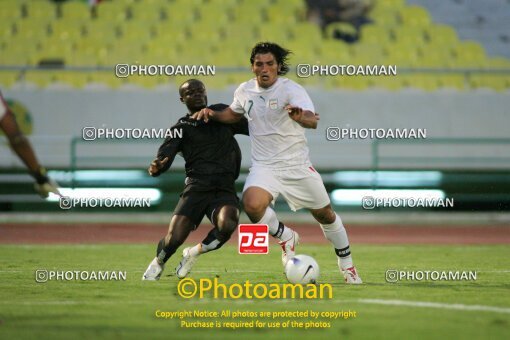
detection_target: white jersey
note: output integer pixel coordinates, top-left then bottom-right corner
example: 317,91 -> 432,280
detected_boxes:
230,77 -> 315,168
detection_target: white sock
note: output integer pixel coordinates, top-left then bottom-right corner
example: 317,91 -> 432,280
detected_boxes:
320,213 -> 354,269
256,207 -> 293,241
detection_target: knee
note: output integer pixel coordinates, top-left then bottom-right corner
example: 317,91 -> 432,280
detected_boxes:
216,206 -> 239,236
312,206 -> 336,224
243,195 -> 266,216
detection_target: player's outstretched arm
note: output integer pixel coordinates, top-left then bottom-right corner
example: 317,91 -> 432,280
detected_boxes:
286,105 -> 320,129
191,107 -> 241,124
0,113 -> 60,198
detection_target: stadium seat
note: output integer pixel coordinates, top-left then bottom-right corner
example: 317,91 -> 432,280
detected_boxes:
25,0 -> 57,20
439,74 -> 466,90
24,71 -> 58,88
469,74 -> 509,91
452,41 -> 486,68
359,24 -> 391,45
402,73 -> 439,91
54,71 -> 91,89
425,24 -> 458,46
60,1 -> 91,20
398,6 -> 431,27
0,71 -> 21,88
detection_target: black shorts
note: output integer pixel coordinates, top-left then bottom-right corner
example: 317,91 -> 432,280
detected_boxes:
173,177 -> 240,228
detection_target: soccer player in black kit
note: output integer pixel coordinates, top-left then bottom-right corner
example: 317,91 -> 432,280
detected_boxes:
142,79 -> 248,280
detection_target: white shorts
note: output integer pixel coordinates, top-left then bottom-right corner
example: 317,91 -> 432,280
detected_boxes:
243,165 -> 331,211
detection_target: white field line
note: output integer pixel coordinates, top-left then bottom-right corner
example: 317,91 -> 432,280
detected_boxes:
1,298 -> 509,314
357,298 -> 510,314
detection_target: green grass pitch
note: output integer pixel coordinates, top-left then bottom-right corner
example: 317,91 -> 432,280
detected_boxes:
0,244 -> 509,339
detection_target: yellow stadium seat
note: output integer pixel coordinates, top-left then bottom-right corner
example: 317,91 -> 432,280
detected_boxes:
359,24 -> 391,45
402,73 -> 439,91
95,1 -> 127,22
452,41 -> 486,67
24,71 -> 58,88
418,50 -> 455,68
88,72 -> 126,89
54,71 -> 91,88
439,74 -> 466,90
370,75 -> 403,91
469,74 -> 510,91
15,20 -> 51,42
384,47 -> 420,67
350,43 -> 385,64
317,39 -> 351,63
377,0 -> 406,9
369,3 -> 399,27
117,22 -> 154,43
26,1 -> 57,20
398,6 -> 431,27
0,71 -> 21,88
1,44 -> 37,65
0,2 -> 22,19
288,23 -> 322,43
485,57 -> 510,68
50,20 -> 85,41
82,21 -> 118,44
425,24 -> 458,46
391,26 -> 425,48
60,1 -> 91,20
258,25 -> 290,45
128,3 -> 165,22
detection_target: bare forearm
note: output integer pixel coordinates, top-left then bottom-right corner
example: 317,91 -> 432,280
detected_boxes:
212,107 -> 242,124
297,110 -> 318,129
10,137 -> 41,173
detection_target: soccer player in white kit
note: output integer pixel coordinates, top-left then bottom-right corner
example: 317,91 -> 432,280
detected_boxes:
193,42 -> 361,284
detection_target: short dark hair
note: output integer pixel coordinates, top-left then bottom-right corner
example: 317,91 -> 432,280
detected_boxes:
179,78 -> 204,96
250,42 -> 291,75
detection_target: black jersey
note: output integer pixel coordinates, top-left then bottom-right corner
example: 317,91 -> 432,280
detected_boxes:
154,103 -> 249,181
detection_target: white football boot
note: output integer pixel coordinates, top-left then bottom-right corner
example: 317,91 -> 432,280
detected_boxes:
341,264 -> 363,284
142,257 -> 164,280
279,231 -> 300,266
176,247 -> 198,279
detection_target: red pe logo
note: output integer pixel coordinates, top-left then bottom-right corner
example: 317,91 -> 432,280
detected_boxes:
238,224 -> 269,254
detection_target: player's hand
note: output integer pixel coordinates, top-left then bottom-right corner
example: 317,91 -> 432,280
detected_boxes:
286,105 -> 304,123
148,157 -> 169,177
34,178 -> 61,199
190,108 -> 214,123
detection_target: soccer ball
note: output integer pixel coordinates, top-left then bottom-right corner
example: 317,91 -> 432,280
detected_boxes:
284,255 -> 320,284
